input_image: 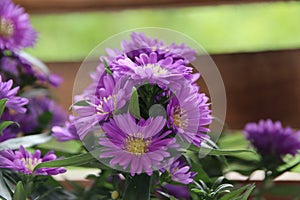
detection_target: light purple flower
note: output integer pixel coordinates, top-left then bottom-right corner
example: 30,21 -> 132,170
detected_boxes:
0,75 -> 28,113
99,113 -> 176,176
52,115 -> 79,142
169,159 -> 196,184
110,52 -> 186,89
0,0 -> 37,50
167,85 -> 211,146
244,119 -> 300,158
0,145 -> 66,175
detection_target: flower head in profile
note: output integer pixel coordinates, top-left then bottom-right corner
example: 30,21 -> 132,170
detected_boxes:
99,113 -> 177,176
0,145 -> 66,175
0,0 -> 37,50
244,119 -> 300,160
52,115 -> 79,142
0,75 -> 28,113
169,158 -> 196,184
167,85 -> 211,146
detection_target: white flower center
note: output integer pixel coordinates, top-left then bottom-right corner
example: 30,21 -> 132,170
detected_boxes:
0,18 -> 14,38
21,158 -> 41,172
143,64 -> 168,76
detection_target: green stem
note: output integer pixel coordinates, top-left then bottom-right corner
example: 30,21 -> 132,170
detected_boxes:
123,174 -> 152,200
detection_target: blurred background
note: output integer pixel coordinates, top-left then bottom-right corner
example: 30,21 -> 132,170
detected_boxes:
16,0 -> 300,129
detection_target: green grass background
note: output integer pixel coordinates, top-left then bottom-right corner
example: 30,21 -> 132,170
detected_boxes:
26,2 -> 300,61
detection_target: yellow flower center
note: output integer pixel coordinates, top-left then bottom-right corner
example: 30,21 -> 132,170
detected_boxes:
172,106 -> 188,129
0,18 -> 14,38
143,64 -> 168,76
125,137 -> 150,156
21,158 -> 40,172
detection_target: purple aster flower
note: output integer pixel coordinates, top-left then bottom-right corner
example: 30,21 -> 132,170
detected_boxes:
0,75 -> 28,113
0,0 -> 37,50
99,113 -> 177,176
159,184 -> 191,200
244,119 -> 300,158
0,145 -> 66,175
121,32 -> 196,64
167,85 -> 211,146
1,96 -> 67,136
52,115 -> 79,142
169,159 -> 196,184
110,52 -> 186,89
74,72 -> 132,140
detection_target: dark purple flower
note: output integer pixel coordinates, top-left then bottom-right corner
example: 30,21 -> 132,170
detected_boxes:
0,0 -> 37,50
121,32 -> 196,64
167,85 -> 211,146
0,145 -> 66,175
159,184 -> 191,200
0,75 -> 28,113
1,96 -> 67,136
52,115 -> 79,142
99,113 -> 177,176
169,159 -> 196,184
244,119 -> 300,158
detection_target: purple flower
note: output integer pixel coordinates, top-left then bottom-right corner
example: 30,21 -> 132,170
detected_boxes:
52,115 -> 79,142
244,119 -> 300,158
160,184 -> 191,200
120,32 -> 196,64
169,159 -> 196,184
99,113 -> 177,176
74,72 -> 132,139
0,0 -> 37,50
1,96 -> 67,137
110,52 -> 186,89
0,145 -> 66,175
167,85 -> 211,146
0,75 -> 28,113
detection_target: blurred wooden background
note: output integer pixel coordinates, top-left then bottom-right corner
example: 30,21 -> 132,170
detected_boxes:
48,49 -> 300,129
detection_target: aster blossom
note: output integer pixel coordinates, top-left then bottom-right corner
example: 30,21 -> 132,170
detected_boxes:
52,115 -> 79,142
99,113 -> 177,176
0,145 -> 66,175
244,119 -> 300,159
0,0 -> 37,50
168,158 -> 196,184
0,75 -> 28,113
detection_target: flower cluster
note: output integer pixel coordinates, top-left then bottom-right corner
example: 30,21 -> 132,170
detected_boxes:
55,32 -> 212,177
0,0 -> 66,143
244,119 -> 300,164
0,145 -> 65,175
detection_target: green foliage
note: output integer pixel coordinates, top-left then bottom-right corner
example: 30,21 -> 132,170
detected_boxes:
12,182 -> 26,200
123,174 -> 151,200
128,87 -> 141,119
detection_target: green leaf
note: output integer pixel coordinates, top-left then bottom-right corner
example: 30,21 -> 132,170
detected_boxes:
34,151 -> 97,170
0,121 -> 15,135
148,104 -> 167,118
188,145 -> 255,156
128,87 -> 141,119
12,182 -> 26,200
0,132 -> 52,150
103,59 -> 113,76
0,172 -> 11,200
0,98 -> 8,117
219,184 -> 255,200
123,174 -> 151,200
69,100 -> 90,110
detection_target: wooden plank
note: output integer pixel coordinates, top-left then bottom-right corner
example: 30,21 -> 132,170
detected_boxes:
15,0 -> 276,13
47,49 -> 300,129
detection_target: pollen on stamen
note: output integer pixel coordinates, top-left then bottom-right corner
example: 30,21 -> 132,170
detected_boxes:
125,136 -> 150,156
0,18 -> 14,38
